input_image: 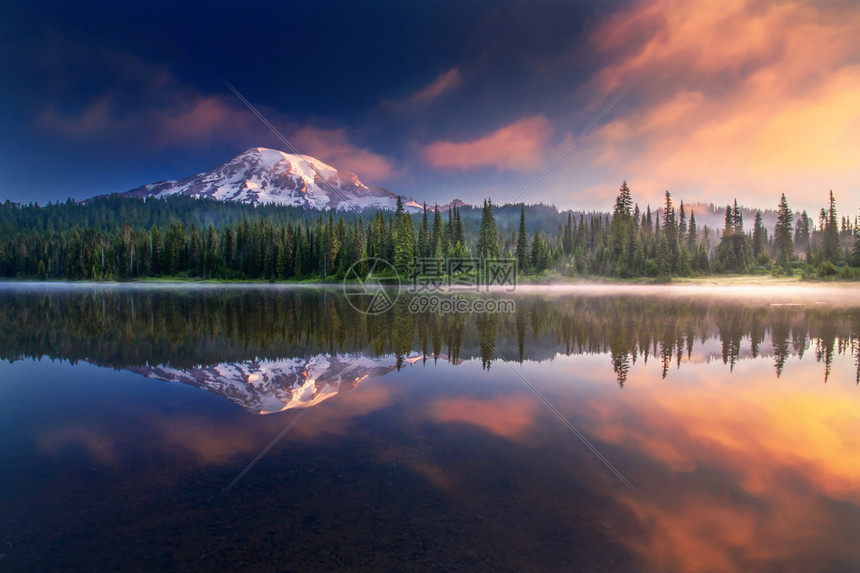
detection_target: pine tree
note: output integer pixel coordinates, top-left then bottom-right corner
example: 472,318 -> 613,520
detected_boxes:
723,205 -> 734,238
293,227 -> 306,277
562,212 -> 573,256
431,205 -> 442,257
393,196 -> 415,274
323,212 -> 337,278
452,205 -> 465,248
794,210 -> 810,255
717,201 -> 750,272
530,231 -> 547,272
419,203 -> 429,258
732,200 -> 743,236
205,223 -> 219,277
823,190 -> 842,263
773,194 -> 794,267
516,204 -> 529,272
656,231 -> 671,276
613,181 -> 633,220
333,216 -> 347,276
687,210 -> 697,250
678,201 -> 687,241
444,208 -> 453,255
370,212 -> 387,259
752,211 -> 766,259
662,190 -> 677,269
477,199 -> 500,259
850,232 -> 860,267
387,214 -> 395,262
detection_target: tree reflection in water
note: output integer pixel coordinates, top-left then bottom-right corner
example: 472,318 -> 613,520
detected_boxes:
1,285 -> 856,391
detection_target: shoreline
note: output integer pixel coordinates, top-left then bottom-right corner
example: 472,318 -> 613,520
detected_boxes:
1,276 -> 859,300
2,275 -> 858,288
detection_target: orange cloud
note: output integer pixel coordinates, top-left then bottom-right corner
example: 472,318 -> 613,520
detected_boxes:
290,384 -> 395,439
380,68 -> 462,112
430,395 -> 539,438
36,380 -> 394,474
155,415 -> 265,464
39,425 -> 120,466
423,116 -> 556,171
157,96 -> 249,143
39,92 -> 400,183
34,50 -> 400,182
411,68 -> 462,104
37,97 -> 115,135
578,355 -> 860,571
377,445 -> 457,490
583,0 -> 860,210
156,384 -> 394,463
37,87 -> 255,146
292,126 -> 398,182
34,48 -> 255,147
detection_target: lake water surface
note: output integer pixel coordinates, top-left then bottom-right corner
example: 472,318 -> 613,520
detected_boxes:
1,283 -> 859,572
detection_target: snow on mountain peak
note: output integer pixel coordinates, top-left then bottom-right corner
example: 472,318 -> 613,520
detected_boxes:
126,352 -> 422,414
119,147 -> 419,211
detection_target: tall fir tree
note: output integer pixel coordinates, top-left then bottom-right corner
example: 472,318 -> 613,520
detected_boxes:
562,212 -> 573,256
418,203 -> 430,258
453,205 -> 465,248
794,210 -> 810,255
752,211 -> 766,259
516,204 -> 529,272
687,210 -> 697,250
732,200 -> 743,235
678,201 -> 687,240
851,232 -> 860,267
773,194 -> 794,267
611,182 -> 636,275
823,190 -> 842,263
477,199 -> 500,259
530,230 -> 547,272
431,205 -> 442,257
662,190 -> 677,268
716,201 -> 750,272
393,196 -> 415,274
613,181 -> 633,219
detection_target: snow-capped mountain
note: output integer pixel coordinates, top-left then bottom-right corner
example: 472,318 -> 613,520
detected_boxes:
119,147 -> 428,211
126,352 -> 423,414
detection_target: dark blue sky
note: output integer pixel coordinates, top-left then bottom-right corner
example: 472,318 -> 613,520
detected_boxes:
2,0 -> 857,212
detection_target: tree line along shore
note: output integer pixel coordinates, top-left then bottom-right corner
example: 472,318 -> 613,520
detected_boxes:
0,185 -> 858,281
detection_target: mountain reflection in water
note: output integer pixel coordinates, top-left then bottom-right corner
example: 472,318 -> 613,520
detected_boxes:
1,285 -> 857,393
1,284 -> 859,572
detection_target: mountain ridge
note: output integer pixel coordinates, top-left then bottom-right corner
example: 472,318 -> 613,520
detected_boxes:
114,147 -> 463,213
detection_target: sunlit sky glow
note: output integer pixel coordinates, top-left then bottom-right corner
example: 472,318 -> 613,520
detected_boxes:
1,0 -> 858,213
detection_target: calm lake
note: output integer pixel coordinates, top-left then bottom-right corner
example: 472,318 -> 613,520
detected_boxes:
1,283 -> 859,572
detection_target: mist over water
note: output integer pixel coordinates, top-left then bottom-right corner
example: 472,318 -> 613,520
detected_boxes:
1,284 -> 859,571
